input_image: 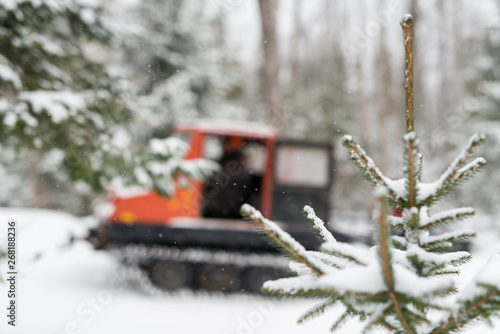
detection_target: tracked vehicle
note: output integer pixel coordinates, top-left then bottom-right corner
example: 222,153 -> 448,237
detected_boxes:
88,120 -> 345,293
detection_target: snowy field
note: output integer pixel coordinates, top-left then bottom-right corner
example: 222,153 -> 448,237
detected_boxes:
0,208 -> 499,334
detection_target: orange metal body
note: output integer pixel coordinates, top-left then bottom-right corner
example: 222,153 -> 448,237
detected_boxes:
107,121 -> 277,226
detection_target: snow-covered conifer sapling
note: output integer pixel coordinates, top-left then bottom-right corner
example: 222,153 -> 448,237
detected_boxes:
241,14 -> 500,333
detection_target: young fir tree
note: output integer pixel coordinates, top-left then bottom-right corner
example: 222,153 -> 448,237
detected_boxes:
241,15 -> 500,333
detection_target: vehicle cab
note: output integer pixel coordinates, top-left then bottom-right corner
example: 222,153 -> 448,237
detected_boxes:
93,119 -> 336,250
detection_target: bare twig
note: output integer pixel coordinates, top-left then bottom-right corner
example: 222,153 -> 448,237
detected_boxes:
401,15 -> 415,133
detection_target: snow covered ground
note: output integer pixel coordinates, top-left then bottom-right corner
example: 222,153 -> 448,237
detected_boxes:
0,208 -> 499,334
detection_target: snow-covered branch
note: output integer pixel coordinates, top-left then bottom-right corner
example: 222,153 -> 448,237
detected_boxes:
240,204 -> 328,277
342,135 -> 405,205
418,133 -> 486,206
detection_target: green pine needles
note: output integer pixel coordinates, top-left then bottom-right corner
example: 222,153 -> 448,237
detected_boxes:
240,15 -> 500,333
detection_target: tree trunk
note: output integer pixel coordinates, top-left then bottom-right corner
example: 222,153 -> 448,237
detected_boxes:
289,0 -> 303,84
258,0 -> 285,133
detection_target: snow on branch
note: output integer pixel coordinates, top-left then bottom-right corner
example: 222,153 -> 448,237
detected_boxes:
321,242 -> 371,266
405,245 -> 471,276
264,264 -> 387,296
392,235 -> 407,250
420,229 -> 476,252
432,255 -> 500,333
20,90 -> 86,124
307,251 -> 347,271
465,254 -> 500,292
417,133 -> 485,205
454,157 -> 486,182
303,205 -> 336,243
0,57 -> 22,89
178,158 -> 220,181
387,215 -> 403,229
240,204 -> 329,276
149,137 -> 189,157
342,135 -> 405,204
94,132 -> 218,198
392,265 -> 454,298
419,207 -> 475,230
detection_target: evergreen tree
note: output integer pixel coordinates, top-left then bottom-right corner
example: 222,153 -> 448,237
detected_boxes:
241,15 -> 500,333
0,1 -> 216,211
0,0 -> 127,203
0,0 -> 124,169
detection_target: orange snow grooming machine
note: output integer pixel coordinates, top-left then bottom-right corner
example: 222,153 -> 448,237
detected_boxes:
89,120 -> 346,293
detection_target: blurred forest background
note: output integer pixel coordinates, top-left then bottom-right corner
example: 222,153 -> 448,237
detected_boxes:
1,0 -> 500,224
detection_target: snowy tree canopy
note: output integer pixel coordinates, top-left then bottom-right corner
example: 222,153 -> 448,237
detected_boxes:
0,0 -> 217,203
0,0 -> 124,145
0,0 -> 131,190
